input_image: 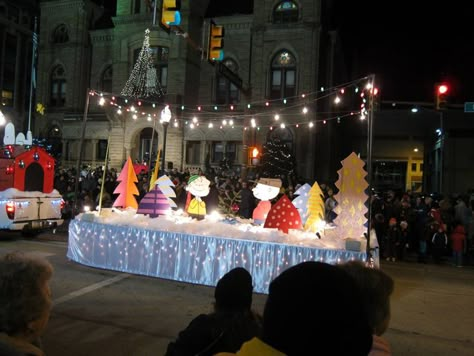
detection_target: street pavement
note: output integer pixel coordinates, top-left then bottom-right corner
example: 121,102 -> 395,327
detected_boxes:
0,229 -> 473,356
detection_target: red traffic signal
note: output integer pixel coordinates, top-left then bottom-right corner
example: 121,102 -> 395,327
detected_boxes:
435,83 -> 449,110
437,84 -> 449,95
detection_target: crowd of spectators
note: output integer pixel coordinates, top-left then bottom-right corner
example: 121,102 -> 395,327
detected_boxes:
54,164 -> 474,266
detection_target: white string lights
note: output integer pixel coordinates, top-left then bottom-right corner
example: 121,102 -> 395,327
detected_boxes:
89,76 -> 378,131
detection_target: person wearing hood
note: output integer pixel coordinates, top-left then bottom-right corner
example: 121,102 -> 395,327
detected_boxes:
450,221 -> 466,267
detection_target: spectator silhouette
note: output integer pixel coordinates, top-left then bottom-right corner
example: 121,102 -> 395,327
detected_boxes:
217,261 -> 372,356
340,261 -> 395,356
165,267 -> 262,356
0,252 -> 54,356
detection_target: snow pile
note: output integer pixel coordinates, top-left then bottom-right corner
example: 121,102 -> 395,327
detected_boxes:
0,188 -> 62,198
79,208 -> 345,250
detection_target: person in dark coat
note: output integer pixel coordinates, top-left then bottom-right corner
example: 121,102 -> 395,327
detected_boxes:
238,182 -> 255,219
165,267 -> 262,356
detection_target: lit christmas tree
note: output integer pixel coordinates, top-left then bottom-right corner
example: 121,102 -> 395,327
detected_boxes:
121,29 -> 164,99
333,152 -> 369,239
259,138 -> 296,179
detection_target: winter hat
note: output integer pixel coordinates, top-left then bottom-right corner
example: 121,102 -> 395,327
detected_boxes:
214,267 -> 253,311
400,220 -> 408,228
187,175 -> 200,185
263,262 -> 372,356
257,178 -> 282,188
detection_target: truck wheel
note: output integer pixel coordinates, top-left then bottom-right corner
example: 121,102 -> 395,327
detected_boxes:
21,230 -> 40,238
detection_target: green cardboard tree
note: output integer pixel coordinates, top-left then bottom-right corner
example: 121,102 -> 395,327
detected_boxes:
304,181 -> 325,233
113,156 -> 139,209
333,152 -> 368,239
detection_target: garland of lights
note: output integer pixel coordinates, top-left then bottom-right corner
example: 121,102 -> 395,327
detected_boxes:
93,75 -> 377,130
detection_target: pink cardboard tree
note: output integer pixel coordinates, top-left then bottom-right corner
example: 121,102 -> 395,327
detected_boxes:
113,157 -> 139,209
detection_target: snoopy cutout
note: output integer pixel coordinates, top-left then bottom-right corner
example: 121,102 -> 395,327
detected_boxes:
3,123 -> 33,145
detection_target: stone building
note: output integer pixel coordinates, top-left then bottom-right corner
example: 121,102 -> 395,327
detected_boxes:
34,0 -> 345,183
0,0 -> 38,129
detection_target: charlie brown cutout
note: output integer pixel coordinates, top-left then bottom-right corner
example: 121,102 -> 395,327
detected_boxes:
185,175 -> 211,220
252,178 -> 282,225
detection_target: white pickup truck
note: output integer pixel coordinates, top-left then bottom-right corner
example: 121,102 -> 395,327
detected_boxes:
0,188 -> 64,234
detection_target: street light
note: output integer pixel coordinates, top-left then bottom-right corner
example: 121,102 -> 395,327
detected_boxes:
160,105 -> 172,174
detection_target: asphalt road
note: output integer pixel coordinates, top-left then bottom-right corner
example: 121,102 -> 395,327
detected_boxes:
1,229 -> 473,356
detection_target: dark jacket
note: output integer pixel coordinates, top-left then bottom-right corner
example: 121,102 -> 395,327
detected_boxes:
165,310 -> 262,356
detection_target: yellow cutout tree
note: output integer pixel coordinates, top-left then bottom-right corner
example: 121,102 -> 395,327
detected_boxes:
333,152 -> 368,239
304,181 -> 325,233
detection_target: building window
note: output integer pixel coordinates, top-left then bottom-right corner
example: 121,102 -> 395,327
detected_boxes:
212,142 -> 224,163
100,65 -> 113,93
50,65 -> 66,107
186,141 -> 201,164
97,140 -> 108,160
52,24 -> 69,44
270,50 -> 296,99
216,58 -> 240,104
133,46 -> 169,92
273,1 -> 298,24
411,163 -> 417,172
133,0 -> 141,14
1,90 -> 13,107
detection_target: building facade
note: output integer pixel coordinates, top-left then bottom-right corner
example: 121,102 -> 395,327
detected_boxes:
0,0 -> 37,130
34,0 -> 346,183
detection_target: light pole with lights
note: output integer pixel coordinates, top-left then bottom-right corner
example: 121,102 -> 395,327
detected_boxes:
160,105 -> 172,174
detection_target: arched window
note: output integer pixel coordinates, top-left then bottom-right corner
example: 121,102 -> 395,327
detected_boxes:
216,58 -> 240,104
52,24 -> 69,44
273,1 -> 298,24
270,50 -> 296,99
100,65 -> 113,93
50,65 -> 66,107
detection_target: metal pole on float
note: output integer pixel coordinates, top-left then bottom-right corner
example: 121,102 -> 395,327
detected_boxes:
97,134 -> 110,215
366,74 -> 375,264
73,89 -> 91,216
27,17 -> 38,132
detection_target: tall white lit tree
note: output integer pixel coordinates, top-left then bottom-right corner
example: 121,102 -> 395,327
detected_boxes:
121,29 -> 164,98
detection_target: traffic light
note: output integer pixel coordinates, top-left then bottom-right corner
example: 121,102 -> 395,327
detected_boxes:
248,146 -> 260,166
435,83 -> 449,110
161,0 -> 181,33
208,21 -> 224,62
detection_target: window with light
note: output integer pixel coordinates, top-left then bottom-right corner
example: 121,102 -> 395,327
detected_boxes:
270,50 -> 296,99
273,1 -> 299,24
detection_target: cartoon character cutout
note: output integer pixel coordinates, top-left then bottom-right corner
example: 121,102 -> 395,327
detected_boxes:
252,178 -> 282,224
185,175 -> 211,220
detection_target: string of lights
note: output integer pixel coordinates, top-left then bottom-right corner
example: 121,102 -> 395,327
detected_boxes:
90,75 -> 377,129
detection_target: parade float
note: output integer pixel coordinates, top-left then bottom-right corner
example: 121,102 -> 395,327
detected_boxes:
68,152 -> 377,294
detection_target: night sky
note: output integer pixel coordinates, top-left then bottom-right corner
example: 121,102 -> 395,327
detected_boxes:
339,1 -> 474,103
102,0 -> 473,104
